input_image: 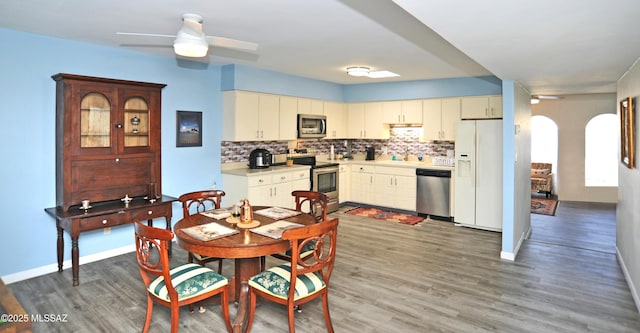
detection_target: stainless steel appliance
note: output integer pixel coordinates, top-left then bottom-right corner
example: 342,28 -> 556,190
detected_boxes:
297,114 -> 327,139
416,168 -> 452,221
312,162 -> 339,213
365,146 -> 375,160
249,148 -> 272,169
289,155 -> 339,213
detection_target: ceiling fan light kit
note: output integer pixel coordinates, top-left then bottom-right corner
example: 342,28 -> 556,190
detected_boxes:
173,14 -> 208,57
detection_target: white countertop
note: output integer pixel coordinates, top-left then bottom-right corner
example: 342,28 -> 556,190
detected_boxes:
317,157 -> 455,171
222,164 -> 311,176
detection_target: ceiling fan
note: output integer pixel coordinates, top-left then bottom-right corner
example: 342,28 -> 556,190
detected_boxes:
531,95 -> 563,104
117,13 -> 258,58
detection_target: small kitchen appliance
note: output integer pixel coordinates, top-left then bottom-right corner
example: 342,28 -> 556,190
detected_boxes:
365,147 -> 376,160
249,148 -> 272,169
297,114 -> 327,139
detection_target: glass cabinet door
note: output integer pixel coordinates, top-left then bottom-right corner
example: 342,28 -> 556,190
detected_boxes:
123,97 -> 149,148
80,93 -> 111,148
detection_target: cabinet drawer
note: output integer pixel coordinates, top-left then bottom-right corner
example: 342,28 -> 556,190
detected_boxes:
272,172 -> 292,184
292,169 -> 310,181
248,175 -> 272,187
352,164 -> 375,173
129,204 -> 170,221
376,166 -> 415,177
79,212 -> 128,231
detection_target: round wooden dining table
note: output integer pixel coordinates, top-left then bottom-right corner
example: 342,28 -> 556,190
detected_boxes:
174,206 -> 315,333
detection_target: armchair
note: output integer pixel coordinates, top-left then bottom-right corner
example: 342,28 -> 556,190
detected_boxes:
531,162 -> 553,198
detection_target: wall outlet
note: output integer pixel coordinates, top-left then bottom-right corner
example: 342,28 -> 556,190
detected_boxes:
103,227 -> 111,235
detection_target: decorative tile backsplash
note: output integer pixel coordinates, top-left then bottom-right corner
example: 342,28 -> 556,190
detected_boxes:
221,126 -> 454,163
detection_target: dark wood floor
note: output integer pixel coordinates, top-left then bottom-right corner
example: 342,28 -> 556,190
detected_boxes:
8,201 -> 640,332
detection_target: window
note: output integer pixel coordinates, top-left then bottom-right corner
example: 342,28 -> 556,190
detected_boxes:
585,114 -> 618,186
531,116 -> 558,169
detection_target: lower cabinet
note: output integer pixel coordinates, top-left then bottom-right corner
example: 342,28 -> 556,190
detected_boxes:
350,164 -> 376,204
374,166 -> 416,211
338,164 -> 350,203
350,164 -> 416,211
223,167 -> 311,209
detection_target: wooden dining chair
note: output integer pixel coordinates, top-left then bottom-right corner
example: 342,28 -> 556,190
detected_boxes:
178,190 -> 226,273
133,221 -> 232,333
292,190 -> 329,222
262,190 -> 329,270
246,218 -> 339,333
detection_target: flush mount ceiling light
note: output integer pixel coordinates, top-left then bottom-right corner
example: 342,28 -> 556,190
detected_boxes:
530,97 -> 540,104
346,66 -> 399,79
347,66 -> 370,77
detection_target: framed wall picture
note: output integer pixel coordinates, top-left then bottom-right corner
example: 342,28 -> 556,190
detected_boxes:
176,111 -> 202,147
620,97 -> 635,169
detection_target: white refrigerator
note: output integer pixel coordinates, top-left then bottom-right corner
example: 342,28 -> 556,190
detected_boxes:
454,119 -> 503,231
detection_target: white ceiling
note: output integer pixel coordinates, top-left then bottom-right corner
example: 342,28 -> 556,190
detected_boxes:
2,0 -> 639,95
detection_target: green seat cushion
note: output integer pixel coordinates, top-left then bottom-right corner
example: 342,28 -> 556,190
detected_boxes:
148,263 -> 228,301
248,263 -> 325,301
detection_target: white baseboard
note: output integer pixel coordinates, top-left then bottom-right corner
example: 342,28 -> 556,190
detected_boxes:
2,244 -> 136,284
616,246 -> 640,314
500,227 -> 530,261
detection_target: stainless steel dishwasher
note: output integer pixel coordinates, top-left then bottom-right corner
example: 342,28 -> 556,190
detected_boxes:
416,168 -> 453,221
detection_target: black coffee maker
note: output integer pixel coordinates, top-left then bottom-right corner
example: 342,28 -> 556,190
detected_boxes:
249,148 -> 272,169
365,146 -> 375,160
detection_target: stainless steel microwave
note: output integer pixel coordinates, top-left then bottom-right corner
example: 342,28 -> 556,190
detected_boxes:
297,114 -> 327,138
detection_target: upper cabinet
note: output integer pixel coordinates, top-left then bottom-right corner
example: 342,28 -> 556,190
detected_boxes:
297,98 -> 324,115
323,101 -> 347,139
422,98 -> 460,141
347,102 -> 389,139
52,73 -> 165,211
279,96 -> 298,140
382,100 -> 423,124
223,91 -> 281,141
460,95 -> 502,119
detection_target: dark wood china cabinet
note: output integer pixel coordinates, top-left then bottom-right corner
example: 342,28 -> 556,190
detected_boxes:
45,73 -> 175,286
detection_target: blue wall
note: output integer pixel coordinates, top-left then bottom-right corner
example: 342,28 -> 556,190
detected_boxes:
0,28 -> 224,278
0,27 -> 504,280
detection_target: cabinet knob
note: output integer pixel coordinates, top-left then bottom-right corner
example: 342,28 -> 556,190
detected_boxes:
147,210 -> 153,215
115,158 -> 120,163
101,219 -> 108,225
259,179 -> 264,183
115,124 -> 123,129
281,176 -> 286,180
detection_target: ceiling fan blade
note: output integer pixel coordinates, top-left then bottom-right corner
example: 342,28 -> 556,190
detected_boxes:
535,95 -> 563,100
207,36 -> 258,52
116,32 -> 175,38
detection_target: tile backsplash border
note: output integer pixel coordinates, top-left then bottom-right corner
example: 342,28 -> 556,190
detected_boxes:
221,127 -> 454,163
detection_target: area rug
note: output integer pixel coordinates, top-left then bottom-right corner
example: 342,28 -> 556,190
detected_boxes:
531,197 -> 559,216
345,207 -> 425,225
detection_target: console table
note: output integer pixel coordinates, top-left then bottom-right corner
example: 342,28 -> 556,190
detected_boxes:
45,195 -> 176,286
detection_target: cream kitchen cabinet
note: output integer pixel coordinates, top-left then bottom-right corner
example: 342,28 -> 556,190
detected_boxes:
223,91 -> 281,141
350,164 -> 376,204
347,102 -> 389,139
323,101 -> 347,139
297,98 -> 324,115
279,96 -> 298,140
422,98 -> 460,140
247,173 -> 292,208
460,95 -> 502,119
382,100 -> 423,124
338,163 -> 350,203
222,166 -> 311,209
373,166 -> 416,211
